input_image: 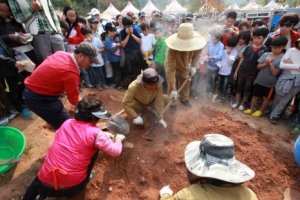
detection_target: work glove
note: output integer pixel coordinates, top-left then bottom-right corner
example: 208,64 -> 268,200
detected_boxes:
104,132 -> 114,140
133,116 -> 143,125
159,119 -> 167,128
170,90 -> 178,100
159,185 -> 173,197
190,67 -> 196,77
116,134 -> 126,141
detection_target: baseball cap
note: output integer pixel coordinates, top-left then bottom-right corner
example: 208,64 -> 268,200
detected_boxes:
91,8 -> 100,16
138,11 -> 146,18
105,22 -> 117,32
152,10 -> 160,16
186,14 -> 194,20
127,11 -> 136,20
74,42 -> 101,64
90,17 -> 99,23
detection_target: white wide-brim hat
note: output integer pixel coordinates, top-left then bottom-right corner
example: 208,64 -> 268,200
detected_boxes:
184,134 -> 255,184
166,23 -> 207,51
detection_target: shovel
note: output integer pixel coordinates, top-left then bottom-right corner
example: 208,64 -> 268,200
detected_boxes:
0,158 -> 21,166
142,76 -> 191,141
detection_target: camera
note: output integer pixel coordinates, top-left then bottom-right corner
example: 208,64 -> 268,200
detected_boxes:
222,29 -> 229,33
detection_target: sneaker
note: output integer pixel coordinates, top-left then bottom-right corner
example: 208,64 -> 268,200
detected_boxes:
180,100 -> 192,108
6,113 -> 17,120
244,109 -> 253,115
0,117 -> 9,126
86,84 -> 94,88
102,84 -> 109,89
252,110 -> 262,117
220,97 -> 226,103
291,127 -> 300,134
96,84 -> 102,91
238,105 -> 245,111
268,116 -> 277,124
231,103 -> 238,108
9,108 -> 19,114
169,105 -> 177,114
21,109 -> 34,120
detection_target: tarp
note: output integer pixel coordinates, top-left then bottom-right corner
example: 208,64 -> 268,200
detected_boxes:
163,0 -> 187,14
102,3 -> 120,16
141,0 -> 160,15
121,1 -> 139,14
226,2 -> 240,11
242,0 -> 260,10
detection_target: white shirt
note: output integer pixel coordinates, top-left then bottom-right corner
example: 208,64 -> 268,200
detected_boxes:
280,47 -> 300,74
219,48 -> 238,76
141,33 -> 155,60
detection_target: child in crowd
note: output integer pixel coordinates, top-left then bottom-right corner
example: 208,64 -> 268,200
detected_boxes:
59,20 -> 71,52
90,17 -> 101,39
140,22 -> 155,70
244,36 -> 288,117
205,29 -> 224,98
112,34 -> 121,56
81,26 -> 107,91
217,37 -> 239,103
232,27 -> 269,110
153,27 -> 168,93
105,23 -> 123,90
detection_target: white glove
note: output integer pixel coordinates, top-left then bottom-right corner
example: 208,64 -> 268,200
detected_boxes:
116,134 -> 126,141
190,67 -> 196,77
104,132 -> 114,140
159,119 -> 167,128
170,90 -> 178,100
133,116 -> 143,125
159,185 -> 173,197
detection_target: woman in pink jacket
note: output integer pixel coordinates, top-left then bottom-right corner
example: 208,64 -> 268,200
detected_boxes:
22,97 -> 125,199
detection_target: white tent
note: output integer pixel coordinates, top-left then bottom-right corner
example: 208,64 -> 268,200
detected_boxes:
121,1 -> 140,14
264,0 -> 281,9
141,0 -> 160,15
242,0 -> 260,10
102,3 -> 120,16
163,0 -> 187,14
226,2 -> 240,11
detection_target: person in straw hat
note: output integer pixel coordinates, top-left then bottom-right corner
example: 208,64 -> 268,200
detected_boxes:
159,133 -> 258,200
165,23 -> 207,114
122,68 -> 168,128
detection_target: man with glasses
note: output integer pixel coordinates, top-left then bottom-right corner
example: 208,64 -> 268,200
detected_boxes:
265,13 -> 300,51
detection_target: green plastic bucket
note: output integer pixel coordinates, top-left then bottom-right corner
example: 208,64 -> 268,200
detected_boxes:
0,126 -> 26,174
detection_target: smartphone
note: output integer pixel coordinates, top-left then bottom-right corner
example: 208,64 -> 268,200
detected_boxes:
223,29 -> 229,33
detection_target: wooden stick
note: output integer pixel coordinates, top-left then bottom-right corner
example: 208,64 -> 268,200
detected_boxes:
29,134 -> 40,146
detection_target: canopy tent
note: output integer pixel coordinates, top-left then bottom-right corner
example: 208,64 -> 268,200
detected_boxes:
242,0 -> 260,10
102,3 -> 120,16
141,0 -> 160,15
163,0 -> 187,14
226,2 -> 240,11
121,1 -> 139,14
264,0 -> 281,9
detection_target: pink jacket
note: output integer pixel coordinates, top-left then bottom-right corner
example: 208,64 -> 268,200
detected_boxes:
38,119 -> 122,188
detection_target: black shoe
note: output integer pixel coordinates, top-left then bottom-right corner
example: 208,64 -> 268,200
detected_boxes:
268,116 -> 277,124
169,105 -> 177,114
180,100 -> 192,108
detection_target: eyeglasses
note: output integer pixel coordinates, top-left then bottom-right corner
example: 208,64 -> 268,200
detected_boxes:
279,22 -> 293,28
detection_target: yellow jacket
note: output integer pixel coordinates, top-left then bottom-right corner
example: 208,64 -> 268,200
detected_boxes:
122,80 -> 164,118
161,183 -> 258,200
165,48 -> 202,85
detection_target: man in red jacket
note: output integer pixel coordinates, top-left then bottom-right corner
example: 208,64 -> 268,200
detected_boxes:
22,42 -> 100,130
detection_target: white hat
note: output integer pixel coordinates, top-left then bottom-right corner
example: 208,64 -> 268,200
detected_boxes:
184,134 -> 255,184
166,23 -> 207,51
91,8 -> 100,16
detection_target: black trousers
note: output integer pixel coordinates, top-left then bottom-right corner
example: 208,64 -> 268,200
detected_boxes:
22,151 -> 99,200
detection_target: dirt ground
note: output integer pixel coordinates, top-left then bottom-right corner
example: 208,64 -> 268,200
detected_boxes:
1,88 -> 300,200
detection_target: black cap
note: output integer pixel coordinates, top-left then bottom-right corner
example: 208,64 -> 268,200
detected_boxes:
90,17 -> 99,23
138,11 -> 146,18
151,10 -> 160,16
186,14 -> 194,20
105,22 -> 117,32
74,42 -> 101,64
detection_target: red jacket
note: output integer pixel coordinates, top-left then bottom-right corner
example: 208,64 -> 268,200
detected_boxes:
66,23 -> 84,45
265,29 -> 300,51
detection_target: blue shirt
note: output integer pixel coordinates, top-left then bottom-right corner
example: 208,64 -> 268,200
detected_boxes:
133,24 -> 141,34
206,40 -> 224,70
120,28 -> 141,52
86,37 -> 104,67
105,37 -> 120,63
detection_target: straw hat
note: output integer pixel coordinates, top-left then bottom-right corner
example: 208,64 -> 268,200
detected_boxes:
184,134 -> 255,184
166,23 -> 207,51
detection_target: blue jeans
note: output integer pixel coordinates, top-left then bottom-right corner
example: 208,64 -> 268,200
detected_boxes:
218,75 -> 229,97
80,68 -> 92,86
90,67 -> 107,86
206,68 -> 219,93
